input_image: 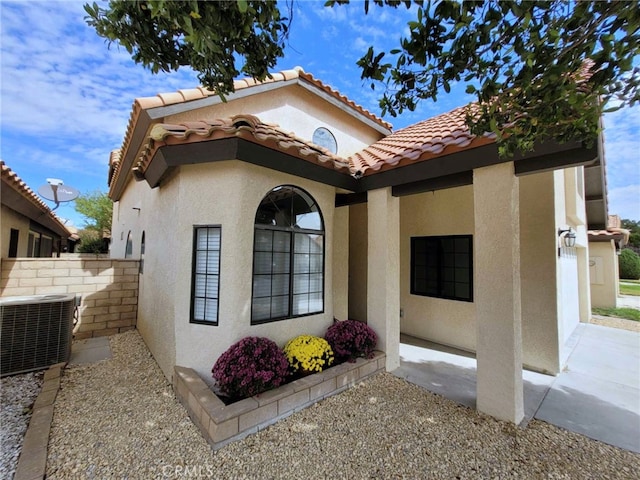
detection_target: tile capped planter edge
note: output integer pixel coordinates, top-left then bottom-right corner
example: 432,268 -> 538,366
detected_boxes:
173,351 -> 386,450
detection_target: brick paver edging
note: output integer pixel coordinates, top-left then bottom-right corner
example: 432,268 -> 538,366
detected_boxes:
14,362 -> 66,480
174,352 -> 386,450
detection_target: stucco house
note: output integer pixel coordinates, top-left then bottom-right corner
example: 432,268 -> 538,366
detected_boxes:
588,214 -> 630,308
107,67 -> 608,424
1,161 -> 74,258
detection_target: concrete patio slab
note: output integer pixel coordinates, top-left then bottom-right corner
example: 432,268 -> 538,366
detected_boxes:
535,323 -> 640,453
618,294 -> 640,309
394,324 -> 640,453
394,335 -> 555,423
69,336 -> 112,365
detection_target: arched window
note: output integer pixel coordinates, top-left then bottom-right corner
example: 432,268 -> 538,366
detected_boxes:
139,231 -> 145,273
125,231 -> 133,258
251,186 -> 324,324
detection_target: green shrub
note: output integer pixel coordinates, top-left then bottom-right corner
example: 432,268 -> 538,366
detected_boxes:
619,248 -> 640,280
77,236 -> 108,253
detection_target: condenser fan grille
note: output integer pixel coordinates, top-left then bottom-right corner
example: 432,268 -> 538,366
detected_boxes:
1,295 -> 75,376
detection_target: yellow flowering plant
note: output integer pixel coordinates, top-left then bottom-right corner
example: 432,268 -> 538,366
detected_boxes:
283,335 -> 335,374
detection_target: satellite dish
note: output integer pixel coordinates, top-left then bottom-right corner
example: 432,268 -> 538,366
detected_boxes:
37,178 -> 80,211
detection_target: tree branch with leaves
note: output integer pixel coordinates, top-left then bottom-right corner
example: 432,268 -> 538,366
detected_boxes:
85,0 -> 639,157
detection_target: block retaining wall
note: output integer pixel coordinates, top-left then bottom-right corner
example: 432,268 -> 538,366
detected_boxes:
1,258 -> 139,339
174,351 -> 386,450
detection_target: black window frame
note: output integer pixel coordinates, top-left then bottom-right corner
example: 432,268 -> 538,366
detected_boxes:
251,186 -> 325,325
410,235 -> 473,302
190,225 -> 222,325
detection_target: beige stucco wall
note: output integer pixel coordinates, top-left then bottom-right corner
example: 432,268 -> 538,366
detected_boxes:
1,205 -> 30,258
519,172 -> 561,374
395,169 -> 581,375
398,185 -> 476,352
166,84 -> 384,158
333,206 -> 349,321
367,188 -> 400,371
111,160 -> 340,383
589,240 -> 619,308
554,168 -> 585,346
110,170 -> 180,380
348,202 -> 368,322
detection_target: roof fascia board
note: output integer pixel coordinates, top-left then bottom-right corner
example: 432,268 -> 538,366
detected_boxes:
236,140 -> 358,190
296,81 -> 392,136
588,233 -> 624,242
144,138 -> 240,188
359,140 -> 592,192
112,109 -> 153,200
359,143 -> 501,191
144,138 -> 359,191
513,143 -> 598,176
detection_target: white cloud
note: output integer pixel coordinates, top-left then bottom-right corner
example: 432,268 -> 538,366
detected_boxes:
601,104 -> 640,221
608,185 -> 640,221
1,0 -> 637,227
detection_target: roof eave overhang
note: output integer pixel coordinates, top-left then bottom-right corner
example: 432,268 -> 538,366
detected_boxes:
588,232 -> 625,242
356,139 -> 599,196
140,136 -> 599,202
143,138 -> 359,192
110,78 -> 391,202
1,180 -> 71,239
110,109 -> 153,202
584,127 -> 608,230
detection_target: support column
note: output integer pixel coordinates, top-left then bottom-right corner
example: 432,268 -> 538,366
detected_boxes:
367,188 -> 400,371
576,237 -> 592,323
473,162 -> 524,424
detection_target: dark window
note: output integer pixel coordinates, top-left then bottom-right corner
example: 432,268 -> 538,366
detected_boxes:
140,231 -> 145,274
9,229 -> 19,257
411,235 -> 473,302
125,231 -> 133,258
190,226 -> 221,325
251,186 -> 324,324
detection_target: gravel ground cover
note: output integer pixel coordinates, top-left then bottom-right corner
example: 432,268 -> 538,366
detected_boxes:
1,370 -> 44,479
591,315 -> 640,332
46,330 -> 639,479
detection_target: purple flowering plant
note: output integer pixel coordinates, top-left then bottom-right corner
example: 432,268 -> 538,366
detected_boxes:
212,336 -> 289,400
325,319 -> 378,363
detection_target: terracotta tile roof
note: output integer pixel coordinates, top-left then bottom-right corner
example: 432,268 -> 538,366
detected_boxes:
0,161 -> 72,235
135,106 -> 505,181
134,114 -> 352,177
111,67 -> 391,196
133,67 -> 391,129
348,105 -> 496,175
108,149 -> 121,187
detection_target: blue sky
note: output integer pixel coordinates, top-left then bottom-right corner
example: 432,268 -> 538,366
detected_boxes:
1,0 -> 639,228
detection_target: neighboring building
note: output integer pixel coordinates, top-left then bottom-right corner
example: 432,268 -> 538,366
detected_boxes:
588,214 -> 630,308
1,161 -> 74,258
107,67 -> 607,424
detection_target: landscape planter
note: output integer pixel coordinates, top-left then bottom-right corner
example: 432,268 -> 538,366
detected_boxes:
173,351 -> 386,450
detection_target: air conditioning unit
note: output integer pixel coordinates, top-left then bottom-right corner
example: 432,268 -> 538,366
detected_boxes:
1,294 -> 76,376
